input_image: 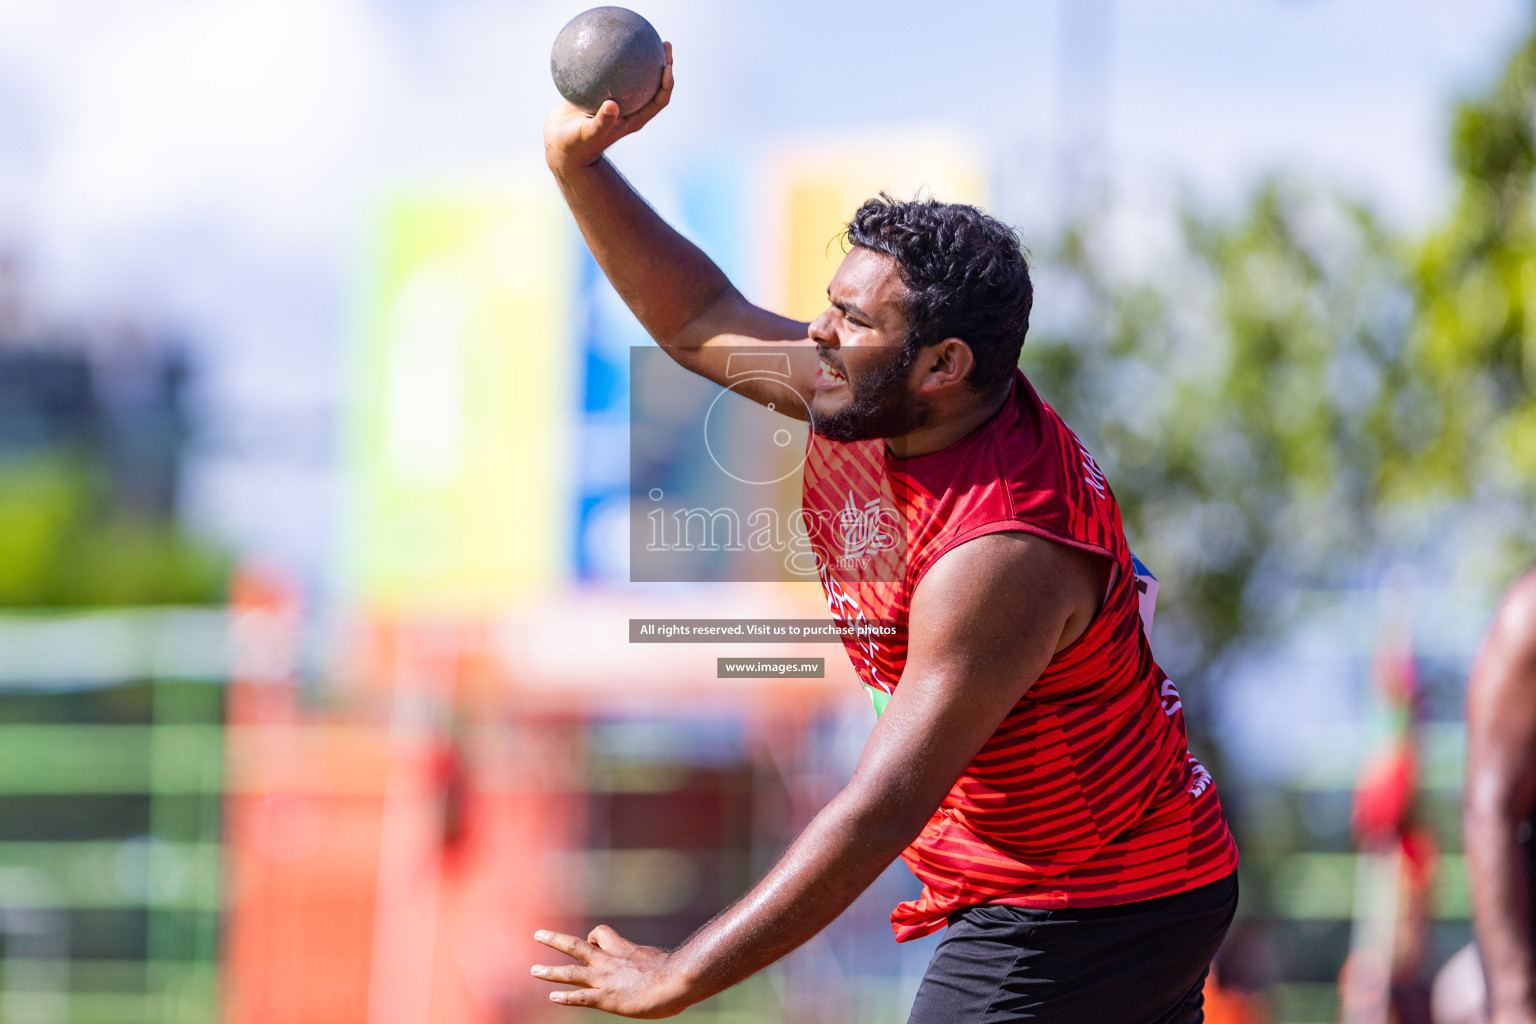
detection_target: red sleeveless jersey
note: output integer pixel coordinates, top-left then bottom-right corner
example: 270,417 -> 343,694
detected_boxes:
801,370 -> 1238,941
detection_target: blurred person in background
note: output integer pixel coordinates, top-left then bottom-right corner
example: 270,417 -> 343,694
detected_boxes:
1336,824 -> 1435,1024
1464,568 -> 1536,1024
530,46 -> 1238,1023
1340,631 -> 1437,1024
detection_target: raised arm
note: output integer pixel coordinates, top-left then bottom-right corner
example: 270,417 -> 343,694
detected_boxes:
543,44 -> 817,415
530,532 -> 1107,1016
1466,569 -> 1536,1024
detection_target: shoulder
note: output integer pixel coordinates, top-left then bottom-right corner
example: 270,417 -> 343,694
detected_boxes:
1493,567 -> 1536,640
912,530 -> 1106,640
1467,568 -> 1536,784
1469,566 -> 1536,706
921,530 -> 1062,582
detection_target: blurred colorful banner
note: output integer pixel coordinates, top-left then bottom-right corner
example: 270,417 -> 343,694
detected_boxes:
767,131 -> 986,320
347,184 -> 578,612
574,161 -> 751,582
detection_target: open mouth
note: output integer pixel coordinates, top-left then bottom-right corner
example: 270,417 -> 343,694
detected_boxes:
815,357 -> 848,389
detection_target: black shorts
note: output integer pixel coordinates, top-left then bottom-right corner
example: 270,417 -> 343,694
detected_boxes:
906,873 -> 1238,1024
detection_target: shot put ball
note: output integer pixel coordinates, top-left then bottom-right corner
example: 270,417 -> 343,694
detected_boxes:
550,7 -> 665,116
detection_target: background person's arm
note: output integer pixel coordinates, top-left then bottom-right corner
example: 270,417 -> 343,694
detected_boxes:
1465,570 -> 1536,1024
530,532 -> 1108,1017
543,44 -> 817,415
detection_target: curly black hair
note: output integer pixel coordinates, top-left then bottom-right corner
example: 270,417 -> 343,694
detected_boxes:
844,194 -> 1033,395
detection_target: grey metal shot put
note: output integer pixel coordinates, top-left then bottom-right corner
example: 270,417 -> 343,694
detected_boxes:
550,7 -> 666,116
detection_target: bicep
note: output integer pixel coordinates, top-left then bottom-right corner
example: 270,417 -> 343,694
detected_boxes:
664,289 -> 818,418
843,533 -> 1096,827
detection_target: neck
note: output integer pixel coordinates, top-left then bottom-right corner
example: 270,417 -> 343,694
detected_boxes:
885,383 -> 1011,458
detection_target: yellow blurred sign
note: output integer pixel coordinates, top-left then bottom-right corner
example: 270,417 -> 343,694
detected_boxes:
770,131 -> 987,321
349,185 -> 576,611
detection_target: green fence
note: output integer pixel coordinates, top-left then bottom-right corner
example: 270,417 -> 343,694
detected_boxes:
0,609 -> 226,1024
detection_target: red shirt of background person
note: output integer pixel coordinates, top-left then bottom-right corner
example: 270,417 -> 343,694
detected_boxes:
1466,568 -> 1536,1024
533,42 -> 1238,1022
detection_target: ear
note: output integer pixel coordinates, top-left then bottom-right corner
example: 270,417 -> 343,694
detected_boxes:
916,338 -> 975,391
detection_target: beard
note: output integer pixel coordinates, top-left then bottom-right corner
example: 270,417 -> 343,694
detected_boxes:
810,344 -> 933,443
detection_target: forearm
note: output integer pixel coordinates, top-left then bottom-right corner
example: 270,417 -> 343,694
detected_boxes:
551,157 -> 734,347
667,788 -> 922,1006
530,532 -> 1082,1017
1467,804 -> 1536,1013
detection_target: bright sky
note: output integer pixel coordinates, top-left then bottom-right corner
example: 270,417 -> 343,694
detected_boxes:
0,0 -> 1526,575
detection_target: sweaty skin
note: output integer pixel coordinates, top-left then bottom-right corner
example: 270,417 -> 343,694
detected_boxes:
537,45 -> 1109,1017
1466,568 -> 1536,1024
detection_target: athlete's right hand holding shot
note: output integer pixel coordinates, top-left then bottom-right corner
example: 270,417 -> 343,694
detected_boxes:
533,44 -> 1239,1024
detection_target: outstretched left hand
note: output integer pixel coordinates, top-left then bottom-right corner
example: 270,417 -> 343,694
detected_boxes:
531,924 -> 695,1018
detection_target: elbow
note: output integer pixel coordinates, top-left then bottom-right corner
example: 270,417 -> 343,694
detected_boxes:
661,283 -> 740,350
834,781 -> 935,856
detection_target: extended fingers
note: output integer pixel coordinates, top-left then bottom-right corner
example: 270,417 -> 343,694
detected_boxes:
548,987 -> 600,1007
530,963 -> 589,986
534,929 -> 599,962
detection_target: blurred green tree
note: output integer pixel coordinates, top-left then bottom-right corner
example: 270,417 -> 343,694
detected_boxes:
0,452 -> 228,607
1024,15 -> 1536,715
1025,180 -> 1412,705
1398,26 -> 1536,540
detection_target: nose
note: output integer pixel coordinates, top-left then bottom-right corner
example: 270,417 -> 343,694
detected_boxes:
808,306 -> 837,347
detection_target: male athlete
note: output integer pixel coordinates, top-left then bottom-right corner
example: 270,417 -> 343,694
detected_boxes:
532,46 -> 1239,1022
1466,568 -> 1536,1024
